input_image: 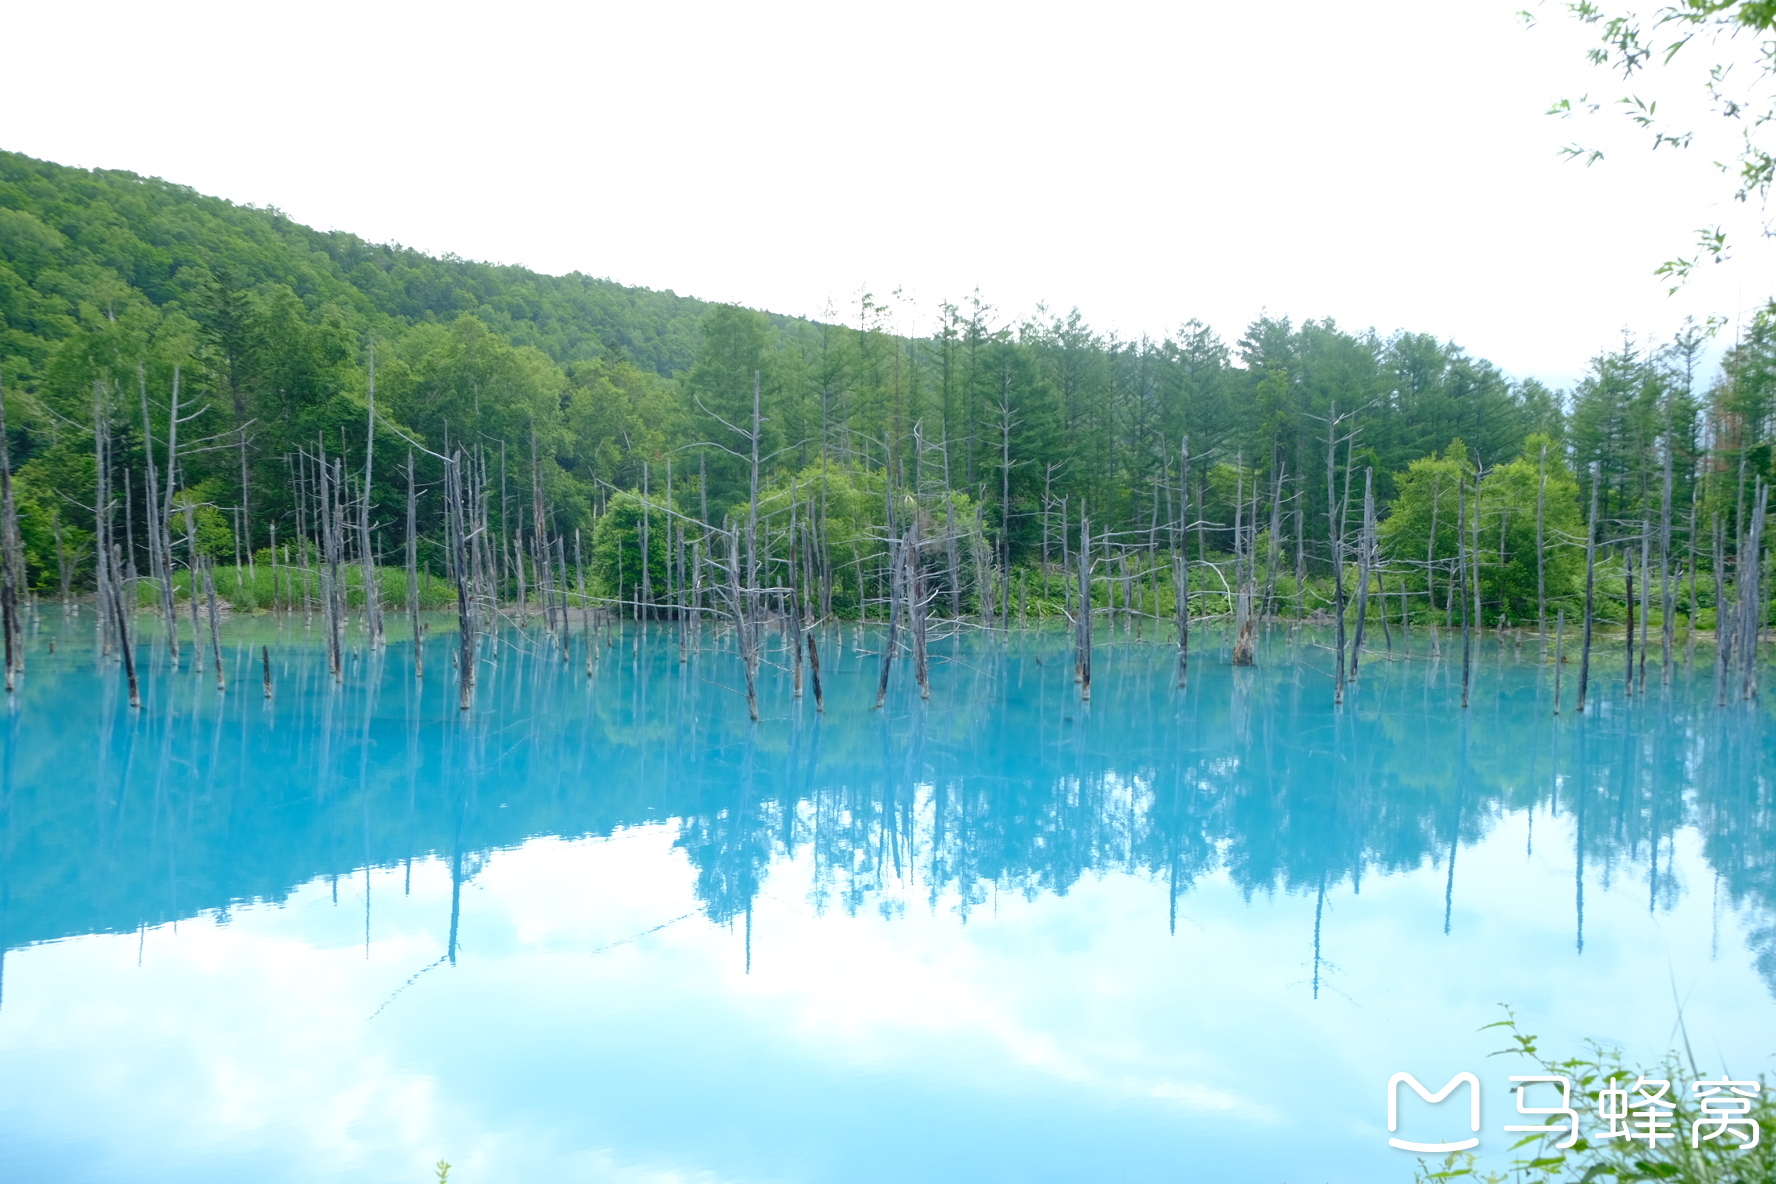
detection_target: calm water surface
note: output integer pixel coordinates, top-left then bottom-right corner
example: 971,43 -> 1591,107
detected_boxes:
0,612 -> 1770,1183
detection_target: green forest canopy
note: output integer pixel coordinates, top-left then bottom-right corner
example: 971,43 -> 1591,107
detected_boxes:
0,147 -> 1769,617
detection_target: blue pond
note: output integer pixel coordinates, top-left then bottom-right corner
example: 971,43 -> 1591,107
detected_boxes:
0,612 -> 1770,1183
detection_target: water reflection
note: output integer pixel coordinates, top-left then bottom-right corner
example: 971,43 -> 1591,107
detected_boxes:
0,614 -> 1768,997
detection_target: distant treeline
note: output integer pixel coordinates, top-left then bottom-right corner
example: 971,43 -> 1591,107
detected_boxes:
0,148 -> 1770,630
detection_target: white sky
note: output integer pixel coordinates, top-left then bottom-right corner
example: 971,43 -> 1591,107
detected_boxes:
6,0 -> 1774,388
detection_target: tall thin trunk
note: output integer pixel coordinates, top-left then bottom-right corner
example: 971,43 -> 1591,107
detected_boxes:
1624,542 -> 1636,698
875,536 -> 903,710
1638,528 -> 1651,693
111,544 -> 139,708
1459,476 -> 1472,709
0,372 -> 19,692
1351,469 -> 1374,682
1176,437 -> 1190,689
730,526 -> 758,722
1536,443 -> 1548,660
747,372 -> 762,654
1078,514 -> 1092,701
360,346 -> 383,648
204,558 -> 226,691
1687,483 -> 1700,667
448,451 -> 475,711
1659,434 -> 1675,684
910,520 -> 929,700
1553,608 -> 1565,715
407,452 -> 422,679
1427,477 -> 1440,633
1326,408 -> 1347,704
1578,475 -> 1599,713
1739,482 -> 1768,700
1714,517 -> 1731,706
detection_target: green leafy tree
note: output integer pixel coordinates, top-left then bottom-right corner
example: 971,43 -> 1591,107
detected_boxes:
589,491 -> 675,600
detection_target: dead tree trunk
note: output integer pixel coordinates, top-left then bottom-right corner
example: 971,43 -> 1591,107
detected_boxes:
448,451 -> 475,711
407,451 -> 422,679
1176,437 -> 1190,689
1577,474 -> 1599,713
1659,435 -> 1675,685
1624,541 -> 1636,698
875,536 -> 904,710
204,558 -> 226,691
1078,514 -> 1092,702
1739,482 -> 1768,700
1536,442 -> 1549,661
0,373 -> 20,692
360,348 -> 383,649
110,544 -> 139,707
910,519 -> 929,700
1458,476 -> 1472,709
1326,408 -> 1349,704
1350,469 -> 1375,682
1553,608 -> 1565,715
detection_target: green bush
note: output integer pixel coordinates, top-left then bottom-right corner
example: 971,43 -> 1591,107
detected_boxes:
1415,1010 -> 1775,1183
133,563 -> 456,612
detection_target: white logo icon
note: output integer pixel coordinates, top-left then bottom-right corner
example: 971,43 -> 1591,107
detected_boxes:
1388,1071 -> 1482,1153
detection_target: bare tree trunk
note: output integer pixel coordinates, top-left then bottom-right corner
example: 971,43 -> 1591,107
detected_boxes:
1458,476 -> 1472,709
204,558 -> 226,691
677,524 -> 689,665
556,535 -> 571,662
1553,608 -> 1565,715
1687,483 -> 1700,668
360,346 -> 383,648
1078,514 -> 1092,702
239,427 -> 253,584
1176,437 -> 1190,689
111,544 -> 139,707
448,451 -> 475,711
910,519 -> 929,700
1536,442 -> 1548,660
407,452 -> 422,679
1714,517 -> 1733,706
1232,459 -> 1256,666
1326,409 -> 1348,704
578,528 -> 594,678
1624,541 -> 1636,698
1659,434 -> 1675,684
875,536 -> 903,710
729,526 -> 758,721
95,382 -> 115,659
1577,474 -> 1599,713
186,501 -> 204,676
0,373 -> 20,692
746,372 -> 762,660
1351,469 -> 1375,682
1261,465 -> 1285,621
1739,482 -> 1768,700
788,509 -> 803,697
1638,527 -> 1651,693
144,368 -> 183,663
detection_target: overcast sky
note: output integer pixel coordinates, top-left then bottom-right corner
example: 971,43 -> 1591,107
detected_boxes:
7,0 -> 1771,388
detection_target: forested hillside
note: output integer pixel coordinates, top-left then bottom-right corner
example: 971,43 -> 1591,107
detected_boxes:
0,147 -> 1768,637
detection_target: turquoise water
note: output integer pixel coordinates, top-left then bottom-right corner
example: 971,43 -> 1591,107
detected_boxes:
0,613 -> 1770,1183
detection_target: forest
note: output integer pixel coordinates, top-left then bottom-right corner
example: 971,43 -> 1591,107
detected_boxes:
0,145 -> 1770,709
